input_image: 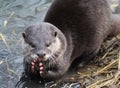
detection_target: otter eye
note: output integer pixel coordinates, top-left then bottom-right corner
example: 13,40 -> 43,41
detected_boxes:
22,32 -> 26,39
46,42 -> 51,47
46,44 -> 49,47
46,44 -> 50,47
31,45 -> 35,48
30,43 -> 36,48
54,31 -> 57,37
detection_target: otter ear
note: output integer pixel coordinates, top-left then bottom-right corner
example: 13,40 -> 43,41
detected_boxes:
22,32 -> 26,39
54,31 -> 57,37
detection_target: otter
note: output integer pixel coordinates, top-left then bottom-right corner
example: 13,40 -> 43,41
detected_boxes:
22,0 -> 120,80
22,23 -> 68,80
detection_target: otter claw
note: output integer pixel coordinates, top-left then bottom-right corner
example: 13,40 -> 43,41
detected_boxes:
40,67 -> 43,70
33,59 -> 37,62
40,71 -> 43,75
31,62 -> 35,65
39,62 -> 43,67
31,61 -> 35,73
39,62 -> 43,75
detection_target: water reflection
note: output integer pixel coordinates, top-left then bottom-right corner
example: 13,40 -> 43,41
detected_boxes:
0,0 -> 52,88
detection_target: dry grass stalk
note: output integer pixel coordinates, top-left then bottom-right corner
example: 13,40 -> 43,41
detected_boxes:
86,77 -> 113,88
0,33 -> 10,50
118,52 -> 120,70
93,59 -> 118,76
3,12 -> 14,28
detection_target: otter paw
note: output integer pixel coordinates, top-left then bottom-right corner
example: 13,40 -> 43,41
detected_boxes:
39,62 -> 43,76
31,60 -> 36,73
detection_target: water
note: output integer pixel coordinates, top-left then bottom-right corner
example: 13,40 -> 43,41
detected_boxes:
0,0 -> 52,88
0,0 -> 120,88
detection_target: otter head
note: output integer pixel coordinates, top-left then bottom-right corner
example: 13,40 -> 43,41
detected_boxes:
22,22 -> 67,79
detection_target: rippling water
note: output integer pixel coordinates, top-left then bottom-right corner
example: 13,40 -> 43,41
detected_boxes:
0,0 -> 120,88
0,0 -> 52,88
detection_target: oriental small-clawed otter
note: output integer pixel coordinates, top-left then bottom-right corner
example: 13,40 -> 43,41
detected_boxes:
22,0 -> 120,80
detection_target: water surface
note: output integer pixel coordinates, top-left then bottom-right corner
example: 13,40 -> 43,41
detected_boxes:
0,0 -> 120,88
0,0 -> 52,88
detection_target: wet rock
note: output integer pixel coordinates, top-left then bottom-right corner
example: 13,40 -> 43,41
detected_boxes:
69,83 -> 81,88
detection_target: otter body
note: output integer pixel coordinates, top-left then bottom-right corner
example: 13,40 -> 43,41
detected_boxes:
22,0 -> 120,80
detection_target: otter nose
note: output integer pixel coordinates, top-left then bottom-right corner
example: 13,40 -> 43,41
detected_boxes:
37,51 -> 46,58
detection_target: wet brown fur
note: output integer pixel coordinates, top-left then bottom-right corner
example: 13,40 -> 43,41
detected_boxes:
44,0 -> 120,67
23,0 -> 120,80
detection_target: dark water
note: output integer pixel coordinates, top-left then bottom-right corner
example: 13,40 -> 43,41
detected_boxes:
0,0 -> 52,88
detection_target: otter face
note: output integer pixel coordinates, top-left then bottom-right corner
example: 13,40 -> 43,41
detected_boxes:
22,23 -> 67,79
23,24 -> 60,59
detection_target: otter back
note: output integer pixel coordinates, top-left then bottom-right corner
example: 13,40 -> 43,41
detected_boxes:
23,0 -> 120,80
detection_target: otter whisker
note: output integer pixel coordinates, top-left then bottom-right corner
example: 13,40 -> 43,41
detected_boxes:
50,57 -> 55,65
49,57 -> 55,68
51,55 -> 55,59
54,53 -> 58,58
51,55 -> 57,64
54,51 -> 60,58
48,57 -> 51,68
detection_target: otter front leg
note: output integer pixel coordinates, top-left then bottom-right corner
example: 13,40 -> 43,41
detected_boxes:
78,51 -> 97,68
24,54 -> 40,78
71,48 -> 99,69
41,68 -> 65,80
40,63 -> 69,80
